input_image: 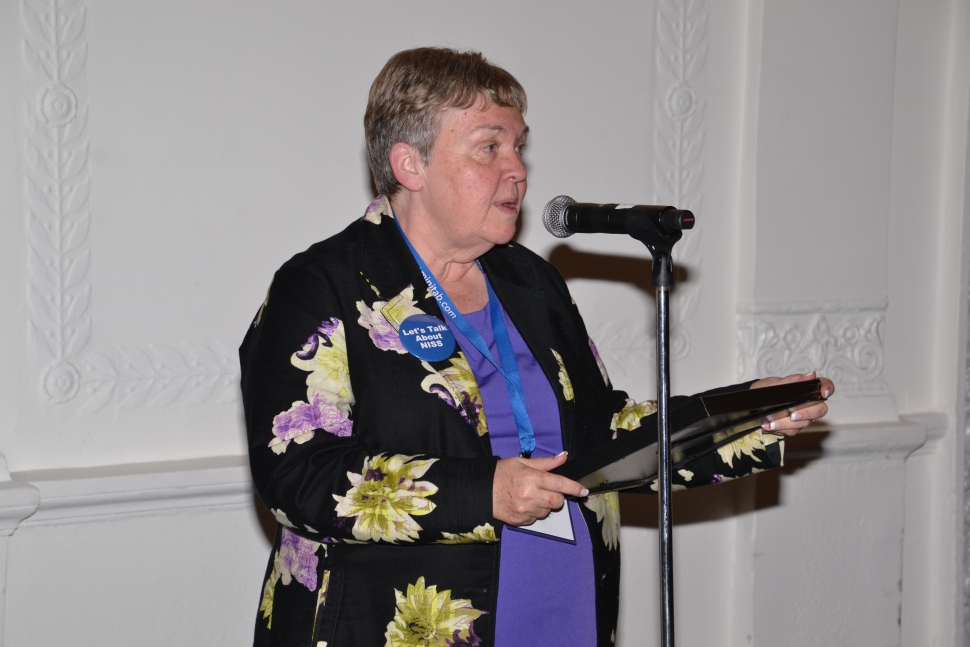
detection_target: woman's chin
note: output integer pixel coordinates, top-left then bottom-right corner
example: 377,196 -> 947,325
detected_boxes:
493,225 -> 518,246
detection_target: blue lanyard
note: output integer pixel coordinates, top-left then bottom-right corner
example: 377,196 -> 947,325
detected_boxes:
393,218 -> 537,457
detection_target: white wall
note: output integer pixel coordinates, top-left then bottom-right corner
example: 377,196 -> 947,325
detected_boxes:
0,0 -> 967,645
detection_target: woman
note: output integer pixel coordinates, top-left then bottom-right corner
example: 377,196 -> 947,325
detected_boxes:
239,47 -> 832,647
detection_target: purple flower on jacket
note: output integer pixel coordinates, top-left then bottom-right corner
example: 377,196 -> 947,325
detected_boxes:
456,392 -> 483,431
271,393 -> 353,453
295,318 -> 340,360
419,353 -> 488,437
424,384 -> 482,429
279,528 -> 320,591
318,317 -> 340,339
296,334 -> 319,361
363,195 -> 387,223
356,287 -> 425,354
711,474 -> 724,485
368,318 -> 403,352
278,393 -> 352,438
425,383 -> 451,403
446,625 -> 482,647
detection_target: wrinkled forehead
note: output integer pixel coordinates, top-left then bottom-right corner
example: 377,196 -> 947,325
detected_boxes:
439,102 -> 529,140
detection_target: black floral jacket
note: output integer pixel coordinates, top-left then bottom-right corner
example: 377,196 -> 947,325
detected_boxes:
239,196 -> 783,647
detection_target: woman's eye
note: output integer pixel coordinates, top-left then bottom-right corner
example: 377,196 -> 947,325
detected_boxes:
483,143 -> 496,153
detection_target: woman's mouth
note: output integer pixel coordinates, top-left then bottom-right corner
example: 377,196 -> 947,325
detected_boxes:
495,199 -> 519,214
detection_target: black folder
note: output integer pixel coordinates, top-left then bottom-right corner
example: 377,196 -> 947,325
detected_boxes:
552,379 -> 824,494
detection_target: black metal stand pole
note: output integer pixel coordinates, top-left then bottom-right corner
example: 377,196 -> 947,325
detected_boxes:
654,255 -> 674,647
625,209 -> 690,647
556,201 -> 692,647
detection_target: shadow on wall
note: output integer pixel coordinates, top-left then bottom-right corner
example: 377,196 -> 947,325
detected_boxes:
546,243 -> 691,294
246,432 -> 829,540
619,429 -> 830,527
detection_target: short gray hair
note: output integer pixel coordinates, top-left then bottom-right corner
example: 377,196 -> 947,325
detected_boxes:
364,47 -> 527,197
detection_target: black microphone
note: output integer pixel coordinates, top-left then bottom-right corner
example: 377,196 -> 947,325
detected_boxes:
542,195 -> 695,239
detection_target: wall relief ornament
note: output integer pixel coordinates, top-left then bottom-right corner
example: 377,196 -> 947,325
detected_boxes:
22,0 -> 91,404
22,0 -> 238,410
737,300 -> 897,423
590,320 -> 653,387
654,0 -> 707,361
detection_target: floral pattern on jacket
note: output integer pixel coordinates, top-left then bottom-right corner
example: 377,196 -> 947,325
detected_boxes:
436,524 -> 498,545
716,429 -> 782,468
551,349 -> 574,401
357,285 -> 426,353
583,492 -> 620,550
420,354 -> 488,436
240,195 -> 787,647
385,577 -> 484,647
333,454 -> 439,543
270,318 -> 354,454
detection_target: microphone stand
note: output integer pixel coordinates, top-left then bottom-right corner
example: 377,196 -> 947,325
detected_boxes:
627,217 -> 685,647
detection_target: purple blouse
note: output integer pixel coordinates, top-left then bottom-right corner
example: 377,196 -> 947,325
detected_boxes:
449,302 -> 597,646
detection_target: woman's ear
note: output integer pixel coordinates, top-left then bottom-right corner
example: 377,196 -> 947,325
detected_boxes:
389,142 -> 424,192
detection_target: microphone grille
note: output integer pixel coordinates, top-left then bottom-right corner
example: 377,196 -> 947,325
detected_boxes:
542,195 -> 575,238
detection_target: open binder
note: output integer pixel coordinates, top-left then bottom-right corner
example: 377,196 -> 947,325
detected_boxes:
552,379 -> 824,494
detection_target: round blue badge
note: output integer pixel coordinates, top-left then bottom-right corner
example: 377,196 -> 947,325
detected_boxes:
399,314 -> 456,362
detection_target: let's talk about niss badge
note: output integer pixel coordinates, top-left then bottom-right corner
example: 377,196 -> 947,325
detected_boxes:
399,314 -> 456,362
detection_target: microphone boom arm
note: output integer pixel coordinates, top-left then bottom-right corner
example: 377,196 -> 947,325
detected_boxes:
624,213 -> 683,288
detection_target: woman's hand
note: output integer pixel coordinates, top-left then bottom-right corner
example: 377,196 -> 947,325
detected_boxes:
493,452 -> 588,526
750,371 -> 835,436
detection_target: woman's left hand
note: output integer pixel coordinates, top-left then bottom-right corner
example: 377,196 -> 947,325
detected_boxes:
749,371 -> 834,436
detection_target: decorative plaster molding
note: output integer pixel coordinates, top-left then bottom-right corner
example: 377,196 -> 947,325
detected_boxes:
737,301 -> 888,394
22,0 -> 93,399
654,0 -> 707,360
0,416 -> 930,535
737,300 -> 898,423
590,319 -> 653,386
15,456 -> 252,527
737,298 -> 887,316
0,452 -> 40,536
74,342 -> 240,412
0,482 -> 41,537
21,0 -> 239,410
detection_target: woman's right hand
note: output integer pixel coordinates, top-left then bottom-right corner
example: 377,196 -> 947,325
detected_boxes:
492,452 -> 589,526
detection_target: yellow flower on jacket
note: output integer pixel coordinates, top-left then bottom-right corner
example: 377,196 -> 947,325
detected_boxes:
384,576 -> 484,647
291,319 -> 354,409
715,430 -> 778,468
583,492 -> 620,550
317,570 -> 331,608
435,524 -> 498,545
551,349 -> 574,401
364,195 -> 391,224
421,354 -> 488,436
259,551 -> 281,629
333,455 -> 439,543
357,285 -> 426,353
614,398 -> 658,432
272,318 -> 355,454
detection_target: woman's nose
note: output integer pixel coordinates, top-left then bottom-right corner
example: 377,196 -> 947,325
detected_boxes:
506,151 -> 527,182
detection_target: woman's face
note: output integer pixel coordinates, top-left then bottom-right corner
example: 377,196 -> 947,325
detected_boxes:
416,100 -> 529,256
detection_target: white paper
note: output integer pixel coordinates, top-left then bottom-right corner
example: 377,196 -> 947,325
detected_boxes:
513,504 -> 575,542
